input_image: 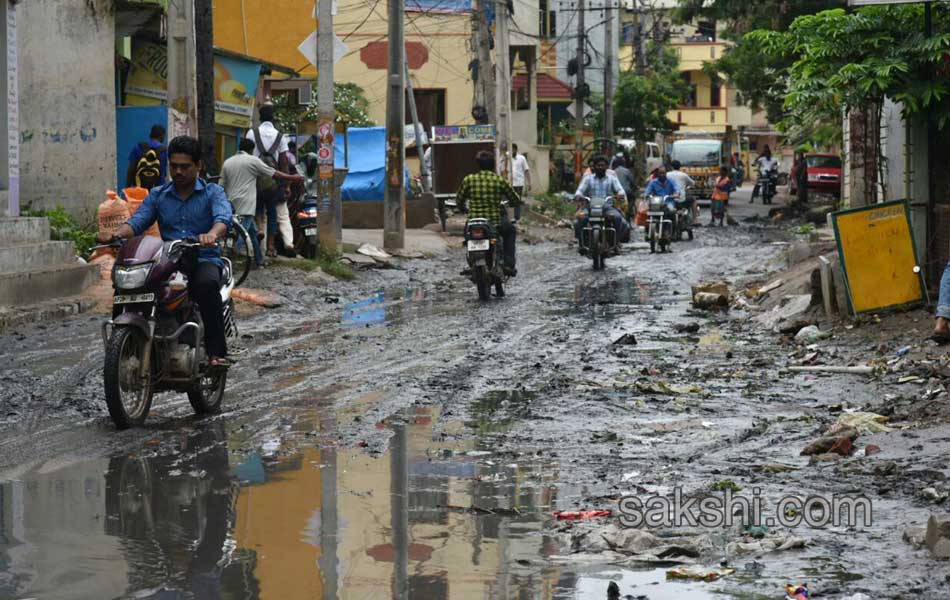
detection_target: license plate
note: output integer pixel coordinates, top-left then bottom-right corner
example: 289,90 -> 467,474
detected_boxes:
304,227 -> 317,235
114,293 -> 155,305
467,240 -> 490,251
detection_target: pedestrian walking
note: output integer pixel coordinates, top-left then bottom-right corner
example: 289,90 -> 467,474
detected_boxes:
711,166 -> 731,227
221,139 -> 303,267
246,103 -> 293,257
510,143 -> 531,223
126,124 -> 167,189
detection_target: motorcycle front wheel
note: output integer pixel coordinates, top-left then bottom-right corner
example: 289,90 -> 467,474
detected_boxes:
188,369 -> 226,415
104,327 -> 154,429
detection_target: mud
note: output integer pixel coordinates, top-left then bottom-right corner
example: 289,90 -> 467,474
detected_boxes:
1,192 -> 950,599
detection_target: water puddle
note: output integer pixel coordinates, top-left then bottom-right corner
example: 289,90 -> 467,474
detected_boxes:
341,287 -> 463,331
0,401 -> 565,599
557,566 -> 722,599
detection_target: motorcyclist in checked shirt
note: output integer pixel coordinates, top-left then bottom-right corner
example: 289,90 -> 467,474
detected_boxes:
456,150 -> 522,276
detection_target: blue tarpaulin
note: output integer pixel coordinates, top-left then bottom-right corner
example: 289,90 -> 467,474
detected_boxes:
334,126 -> 409,202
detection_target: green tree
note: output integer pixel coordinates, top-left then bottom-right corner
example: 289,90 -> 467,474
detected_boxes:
675,0 -> 845,124
613,43 -> 689,141
273,82 -> 376,133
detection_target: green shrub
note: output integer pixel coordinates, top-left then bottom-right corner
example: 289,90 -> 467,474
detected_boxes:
21,205 -> 97,259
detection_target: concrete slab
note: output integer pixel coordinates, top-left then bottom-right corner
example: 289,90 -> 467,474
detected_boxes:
0,217 -> 50,244
0,241 -> 77,273
0,262 -> 99,307
342,229 -> 450,256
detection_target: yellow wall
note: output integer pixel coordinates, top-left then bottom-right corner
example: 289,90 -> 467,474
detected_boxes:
669,108 -> 728,133
214,0 -> 474,128
671,42 -> 728,72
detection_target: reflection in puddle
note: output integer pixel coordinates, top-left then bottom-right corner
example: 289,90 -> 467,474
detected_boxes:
0,403 -> 573,599
340,287 -> 455,330
558,567 -> 721,600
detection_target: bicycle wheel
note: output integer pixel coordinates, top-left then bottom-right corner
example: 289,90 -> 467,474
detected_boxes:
224,217 -> 253,287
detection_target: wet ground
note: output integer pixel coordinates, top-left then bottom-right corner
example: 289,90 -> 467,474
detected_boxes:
1,189 -> 949,599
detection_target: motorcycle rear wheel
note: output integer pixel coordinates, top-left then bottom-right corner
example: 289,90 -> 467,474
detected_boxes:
494,278 -> 505,297
104,327 -> 154,429
473,266 -> 490,301
188,369 -> 226,415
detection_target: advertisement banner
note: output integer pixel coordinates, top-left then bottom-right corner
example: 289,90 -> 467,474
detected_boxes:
431,125 -> 495,143
125,40 -> 262,128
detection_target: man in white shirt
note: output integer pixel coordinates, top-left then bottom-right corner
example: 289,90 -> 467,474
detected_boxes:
511,143 -> 531,223
221,139 -> 303,267
667,160 -> 699,222
246,104 -> 293,256
751,146 -> 779,203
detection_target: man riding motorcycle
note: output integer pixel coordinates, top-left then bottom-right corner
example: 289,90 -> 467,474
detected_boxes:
643,165 -> 680,200
751,145 -> 779,204
573,155 -> 629,250
99,135 -> 233,369
456,150 -> 521,276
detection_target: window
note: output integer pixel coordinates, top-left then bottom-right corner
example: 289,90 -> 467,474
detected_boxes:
539,0 -> 556,39
405,88 -> 446,155
710,82 -> 721,107
682,73 -> 697,107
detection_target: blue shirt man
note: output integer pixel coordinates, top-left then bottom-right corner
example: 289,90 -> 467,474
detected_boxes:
126,124 -> 168,187
644,167 -> 680,198
126,178 -> 233,268
109,136 -> 234,364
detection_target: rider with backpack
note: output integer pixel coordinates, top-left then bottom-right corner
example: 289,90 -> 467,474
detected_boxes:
246,104 -> 294,257
126,124 -> 167,190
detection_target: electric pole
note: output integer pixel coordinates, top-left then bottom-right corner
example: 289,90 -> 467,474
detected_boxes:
474,0 -> 495,124
603,0 -> 614,145
195,0 -> 217,175
317,0 -> 338,252
384,0 -> 405,250
167,0 -> 198,137
405,61 -> 430,193
574,0 -> 586,183
494,0 -> 512,179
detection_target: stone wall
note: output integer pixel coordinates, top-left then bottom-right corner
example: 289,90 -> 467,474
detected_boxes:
17,0 -> 116,221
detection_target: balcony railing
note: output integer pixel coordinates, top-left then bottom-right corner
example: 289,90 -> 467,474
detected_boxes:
669,107 -> 729,129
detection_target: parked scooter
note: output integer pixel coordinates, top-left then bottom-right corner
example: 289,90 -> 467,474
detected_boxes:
578,195 -> 619,271
97,236 -> 235,429
646,195 -> 676,253
463,217 -> 508,300
296,153 -> 320,259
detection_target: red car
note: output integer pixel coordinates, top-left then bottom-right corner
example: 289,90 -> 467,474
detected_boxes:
794,152 -> 842,198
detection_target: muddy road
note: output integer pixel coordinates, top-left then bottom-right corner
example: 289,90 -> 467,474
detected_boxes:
1,195 -> 948,599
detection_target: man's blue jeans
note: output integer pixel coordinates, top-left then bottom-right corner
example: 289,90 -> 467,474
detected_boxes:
237,215 -> 264,266
938,263 -> 950,319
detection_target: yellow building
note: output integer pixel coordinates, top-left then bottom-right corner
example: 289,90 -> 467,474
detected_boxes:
214,0 -> 474,130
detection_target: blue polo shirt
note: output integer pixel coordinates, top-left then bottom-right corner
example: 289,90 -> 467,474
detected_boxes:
126,178 -> 232,267
644,178 -> 679,198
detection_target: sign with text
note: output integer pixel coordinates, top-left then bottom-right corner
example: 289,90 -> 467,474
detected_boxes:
832,200 -> 924,314
431,125 -> 495,143
125,41 -> 262,128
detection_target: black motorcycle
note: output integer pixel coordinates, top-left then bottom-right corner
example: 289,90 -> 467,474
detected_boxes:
464,218 -> 508,300
578,195 -> 619,271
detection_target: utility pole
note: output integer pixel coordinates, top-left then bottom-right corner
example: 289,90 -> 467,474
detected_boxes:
494,0 -> 512,179
317,0 -> 339,252
474,0 -> 495,124
384,0 -> 405,250
603,0 -> 614,145
405,61 -> 431,193
167,0 -> 198,137
194,0 -> 217,175
574,0 -> 586,183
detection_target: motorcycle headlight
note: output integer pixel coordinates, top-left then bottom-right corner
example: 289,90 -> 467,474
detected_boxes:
114,264 -> 152,290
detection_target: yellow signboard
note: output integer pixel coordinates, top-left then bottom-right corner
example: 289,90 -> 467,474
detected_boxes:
124,40 -> 261,128
832,200 -> 924,314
